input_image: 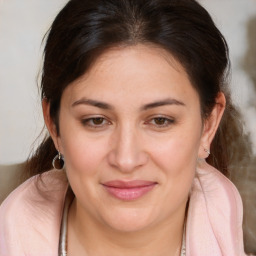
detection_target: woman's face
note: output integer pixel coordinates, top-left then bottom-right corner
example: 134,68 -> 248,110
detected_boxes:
51,45 -> 209,232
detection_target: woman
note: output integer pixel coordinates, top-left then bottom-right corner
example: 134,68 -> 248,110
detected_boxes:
0,0 -> 250,255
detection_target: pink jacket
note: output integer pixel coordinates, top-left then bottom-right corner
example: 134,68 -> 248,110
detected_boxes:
0,161 -> 246,255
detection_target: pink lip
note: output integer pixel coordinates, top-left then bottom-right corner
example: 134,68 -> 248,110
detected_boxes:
102,180 -> 157,201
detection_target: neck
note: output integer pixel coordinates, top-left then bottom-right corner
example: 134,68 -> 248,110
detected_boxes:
67,199 -> 187,256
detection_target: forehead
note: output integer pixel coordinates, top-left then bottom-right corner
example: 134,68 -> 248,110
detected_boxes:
63,44 -> 199,108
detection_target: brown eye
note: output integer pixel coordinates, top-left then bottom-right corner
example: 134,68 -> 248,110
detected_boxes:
92,117 -> 104,125
146,116 -> 174,128
153,117 -> 167,125
81,116 -> 110,128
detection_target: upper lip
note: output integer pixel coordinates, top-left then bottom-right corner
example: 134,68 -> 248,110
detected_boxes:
102,180 -> 157,188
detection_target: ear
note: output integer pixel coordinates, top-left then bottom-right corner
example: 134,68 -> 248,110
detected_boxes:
42,98 -> 61,152
198,92 -> 226,159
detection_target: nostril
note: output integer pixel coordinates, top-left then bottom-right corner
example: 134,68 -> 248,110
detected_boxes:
107,148 -> 149,173
107,128 -> 148,172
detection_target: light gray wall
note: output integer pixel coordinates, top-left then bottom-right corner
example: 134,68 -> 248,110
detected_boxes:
199,0 -> 256,154
0,0 -> 67,164
0,0 -> 256,164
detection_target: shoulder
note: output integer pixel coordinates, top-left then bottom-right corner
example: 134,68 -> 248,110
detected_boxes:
0,169 -> 68,215
193,160 -> 244,228
195,160 -> 243,213
186,161 -> 245,255
0,170 -> 69,255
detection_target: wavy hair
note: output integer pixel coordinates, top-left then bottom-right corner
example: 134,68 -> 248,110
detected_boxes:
25,0 -> 251,179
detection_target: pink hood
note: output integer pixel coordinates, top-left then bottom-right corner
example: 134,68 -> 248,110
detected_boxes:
0,161 -> 246,255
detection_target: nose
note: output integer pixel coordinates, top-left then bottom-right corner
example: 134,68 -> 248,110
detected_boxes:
107,125 -> 148,173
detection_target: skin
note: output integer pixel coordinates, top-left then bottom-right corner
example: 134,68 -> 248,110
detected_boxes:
43,44 -> 225,256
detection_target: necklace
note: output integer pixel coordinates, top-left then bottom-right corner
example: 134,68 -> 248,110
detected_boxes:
180,222 -> 186,256
59,191 -> 186,256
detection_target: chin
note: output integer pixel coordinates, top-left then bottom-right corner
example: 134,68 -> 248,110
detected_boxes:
101,207 -> 156,233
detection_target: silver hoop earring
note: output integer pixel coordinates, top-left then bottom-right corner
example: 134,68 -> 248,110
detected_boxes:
204,148 -> 210,157
52,151 -> 65,170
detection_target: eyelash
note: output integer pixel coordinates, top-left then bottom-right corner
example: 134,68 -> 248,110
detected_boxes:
81,117 -> 111,128
81,116 -> 175,129
146,116 -> 175,128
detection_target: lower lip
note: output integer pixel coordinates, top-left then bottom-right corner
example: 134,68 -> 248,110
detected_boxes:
103,184 -> 156,201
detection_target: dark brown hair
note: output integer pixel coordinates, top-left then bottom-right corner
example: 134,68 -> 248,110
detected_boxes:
26,0 -> 251,179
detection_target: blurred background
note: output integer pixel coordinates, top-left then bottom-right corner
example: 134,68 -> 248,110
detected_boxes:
0,0 -> 255,253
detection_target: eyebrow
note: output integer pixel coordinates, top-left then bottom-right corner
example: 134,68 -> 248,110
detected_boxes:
71,97 -> 185,110
140,98 -> 185,111
72,98 -> 113,110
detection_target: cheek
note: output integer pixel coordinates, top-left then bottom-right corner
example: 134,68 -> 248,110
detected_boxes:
60,131 -> 110,204
59,124 -> 109,176
148,130 -> 201,173
146,126 -> 201,200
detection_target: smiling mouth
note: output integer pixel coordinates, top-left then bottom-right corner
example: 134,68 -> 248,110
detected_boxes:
102,180 -> 157,201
